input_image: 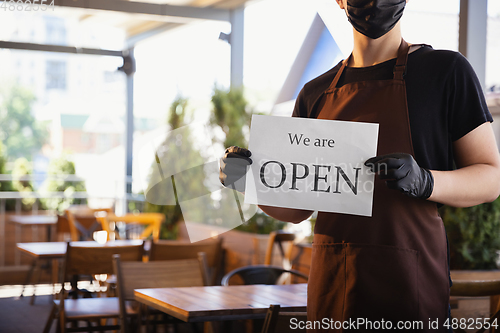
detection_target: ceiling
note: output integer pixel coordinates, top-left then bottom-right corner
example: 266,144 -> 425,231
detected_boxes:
52,0 -> 260,45
129,0 -> 250,8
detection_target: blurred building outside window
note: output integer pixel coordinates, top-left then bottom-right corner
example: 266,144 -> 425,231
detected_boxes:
45,60 -> 67,90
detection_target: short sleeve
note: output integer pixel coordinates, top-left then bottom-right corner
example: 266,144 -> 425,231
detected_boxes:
292,88 -> 308,118
448,54 -> 493,141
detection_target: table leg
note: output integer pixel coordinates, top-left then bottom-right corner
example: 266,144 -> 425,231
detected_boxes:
491,295 -> 500,333
47,224 -> 53,242
15,225 -> 21,266
0,199 -> 5,267
222,320 -> 232,333
20,258 -> 37,297
51,258 -> 59,300
203,322 -> 215,333
30,258 -> 42,305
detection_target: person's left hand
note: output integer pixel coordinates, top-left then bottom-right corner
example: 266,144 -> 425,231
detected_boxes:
365,153 -> 434,199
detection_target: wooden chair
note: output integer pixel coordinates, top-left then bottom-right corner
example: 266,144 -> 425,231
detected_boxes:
261,304 -> 307,333
287,243 -> 312,283
113,252 -> 209,333
149,238 -> 223,285
221,265 -> 308,286
43,241 -> 145,333
97,213 -> 164,242
56,214 -> 72,241
254,231 -> 296,267
65,206 -> 112,241
450,280 -> 500,333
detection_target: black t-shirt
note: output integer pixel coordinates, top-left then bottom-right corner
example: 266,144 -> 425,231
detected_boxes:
292,45 -> 493,171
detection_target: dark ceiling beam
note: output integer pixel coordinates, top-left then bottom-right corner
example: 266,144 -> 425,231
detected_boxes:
53,0 -> 230,22
0,40 -> 123,57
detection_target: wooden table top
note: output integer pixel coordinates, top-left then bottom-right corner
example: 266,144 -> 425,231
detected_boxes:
9,215 -> 58,226
134,283 -> 307,322
17,240 -> 144,259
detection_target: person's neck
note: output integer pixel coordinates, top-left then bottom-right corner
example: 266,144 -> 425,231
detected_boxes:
349,24 -> 403,68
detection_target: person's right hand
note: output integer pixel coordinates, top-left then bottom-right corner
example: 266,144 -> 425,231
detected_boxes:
219,146 -> 252,192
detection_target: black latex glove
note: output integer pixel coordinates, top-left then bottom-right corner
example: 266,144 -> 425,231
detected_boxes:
365,153 -> 434,199
219,146 -> 252,192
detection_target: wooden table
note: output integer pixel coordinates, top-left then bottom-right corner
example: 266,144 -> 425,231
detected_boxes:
9,214 -> 57,265
135,283 -> 307,327
17,240 -> 143,304
17,240 -> 143,257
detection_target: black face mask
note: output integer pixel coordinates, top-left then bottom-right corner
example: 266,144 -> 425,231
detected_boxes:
346,0 -> 406,39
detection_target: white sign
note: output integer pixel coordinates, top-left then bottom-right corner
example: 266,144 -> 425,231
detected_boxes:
244,115 -> 379,217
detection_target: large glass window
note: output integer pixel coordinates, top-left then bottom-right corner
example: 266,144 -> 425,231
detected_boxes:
486,1 -> 500,90
402,0 -> 460,51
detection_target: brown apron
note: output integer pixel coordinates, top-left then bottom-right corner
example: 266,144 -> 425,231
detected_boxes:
308,39 -> 449,332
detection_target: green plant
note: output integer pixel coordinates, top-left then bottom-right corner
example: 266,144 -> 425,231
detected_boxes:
235,211 -> 286,234
0,142 -> 15,210
0,85 -> 48,160
143,96 -> 207,240
40,154 -> 86,213
209,86 -> 285,235
210,85 -> 251,148
440,197 -> 500,270
12,157 -> 36,210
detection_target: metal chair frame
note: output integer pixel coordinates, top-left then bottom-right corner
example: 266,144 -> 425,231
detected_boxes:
221,264 -> 308,286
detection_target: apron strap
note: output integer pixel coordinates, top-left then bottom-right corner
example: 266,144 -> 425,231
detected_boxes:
328,38 -> 412,89
393,38 -> 410,80
328,54 -> 351,90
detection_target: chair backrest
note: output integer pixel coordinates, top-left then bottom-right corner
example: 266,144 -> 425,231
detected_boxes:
450,280 -> 500,297
287,243 -> 312,283
259,231 -> 296,266
261,304 -> 307,333
56,215 -> 71,241
149,238 -> 223,285
98,213 -> 164,242
113,252 -> 208,300
113,252 -> 208,333
450,280 -> 500,333
63,241 -> 144,279
221,265 -> 308,286
57,241 -> 144,331
65,206 -> 112,241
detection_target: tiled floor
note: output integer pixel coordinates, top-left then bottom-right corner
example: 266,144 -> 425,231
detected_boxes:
0,294 -> 55,333
0,285 -> 205,333
0,284 -> 117,333
0,284 -> 492,333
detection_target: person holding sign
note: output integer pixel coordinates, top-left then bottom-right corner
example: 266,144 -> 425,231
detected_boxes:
220,0 -> 500,331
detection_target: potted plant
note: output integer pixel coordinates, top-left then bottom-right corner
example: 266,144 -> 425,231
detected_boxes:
142,96 -> 208,240
208,85 -> 288,272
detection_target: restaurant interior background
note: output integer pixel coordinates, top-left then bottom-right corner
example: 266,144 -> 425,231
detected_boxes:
0,0 -> 499,331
